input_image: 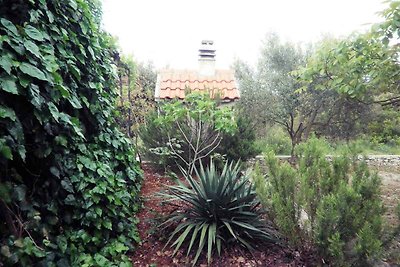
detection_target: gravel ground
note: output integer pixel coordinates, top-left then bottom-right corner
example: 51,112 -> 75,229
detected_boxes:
372,165 -> 400,265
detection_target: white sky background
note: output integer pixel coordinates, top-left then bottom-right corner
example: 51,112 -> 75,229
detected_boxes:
102,0 -> 386,70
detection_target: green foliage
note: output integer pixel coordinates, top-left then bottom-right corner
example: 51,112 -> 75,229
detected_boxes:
375,1 -> 400,44
254,154 -> 301,245
142,92 -> 236,172
0,0 -> 142,265
115,55 -> 155,140
327,232 -> 345,266
330,137 -> 400,155
255,137 -> 384,265
235,34 -> 347,153
161,160 -> 278,266
217,114 -> 260,162
139,111 -> 178,170
295,1 -> 400,108
255,126 -> 292,155
368,108 -> 400,144
355,223 -> 382,265
158,93 -> 236,134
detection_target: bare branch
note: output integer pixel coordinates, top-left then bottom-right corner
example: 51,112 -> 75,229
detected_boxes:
166,132 -> 189,167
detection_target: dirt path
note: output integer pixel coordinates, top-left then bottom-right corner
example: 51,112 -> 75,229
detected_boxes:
379,170 -> 400,225
373,167 -> 400,264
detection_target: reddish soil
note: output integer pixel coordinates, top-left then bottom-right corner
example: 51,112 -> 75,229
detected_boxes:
130,164 -> 317,267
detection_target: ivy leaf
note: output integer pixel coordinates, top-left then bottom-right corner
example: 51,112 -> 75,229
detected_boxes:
24,25 -> 44,41
68,94 -> 82,109
0,18 -> 18,36
14,185 -> 26,202
69,0 -> 78,10
46,10 -> 55,24
88,46 -> 95,58
0,140 -> 12,160
70,117 -> 85,139
56,84 -> 70,98
8,42 -> 25,55
29,84 -> 45,109
69,64 -> 81,80
64,194 -> 76,205
94,254 -> 108,266
103,220 -> 112,230
56,236 -> 67,254
43,55 -> 59,73
0,245 -> 11,258
0,55 -> 13,74
61,179 -> 74,193
56,259 -> 69,267
55,136 -> 68,147
80,23 -> 88,35
24,40 -> 40,57
19,74 -> 31,88
19,62 -> 47,81
0,77 -> 18,94
95,207 -> 102,216
17,145 -> 26,162
89,82 -> 97,89
52,72 -> 63,84
0,106 -> 16,121
48,103 -> 60,122
50,166 -> 60,178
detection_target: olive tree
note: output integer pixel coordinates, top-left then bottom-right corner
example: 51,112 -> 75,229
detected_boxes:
236,34 -> 340,154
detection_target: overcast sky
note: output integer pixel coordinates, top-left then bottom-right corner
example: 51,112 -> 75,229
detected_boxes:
102,0 -> 386,70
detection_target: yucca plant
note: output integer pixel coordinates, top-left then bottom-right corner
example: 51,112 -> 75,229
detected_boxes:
160,160 -> 279,265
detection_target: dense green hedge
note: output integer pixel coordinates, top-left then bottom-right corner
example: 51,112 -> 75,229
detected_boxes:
0,0 -> 142,265
217,115 -> 260,162
255,138 -> 384,266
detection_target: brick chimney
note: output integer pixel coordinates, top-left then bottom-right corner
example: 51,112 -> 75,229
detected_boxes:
198,40 -> 216,76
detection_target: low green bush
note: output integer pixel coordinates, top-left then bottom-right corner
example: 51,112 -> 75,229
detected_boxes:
255,126 -> 292,155
330,136 -> 400,155
217,115 -> 260,162
161,160 -> 279,265
368,108 -> 400,144
254,137 -> 384,266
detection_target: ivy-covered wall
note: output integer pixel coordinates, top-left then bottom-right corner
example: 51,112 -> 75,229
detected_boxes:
0,0 -> 142,265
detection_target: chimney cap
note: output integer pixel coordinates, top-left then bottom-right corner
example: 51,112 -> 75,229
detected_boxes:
199,40 -> 216,59
201,40 -> 214,45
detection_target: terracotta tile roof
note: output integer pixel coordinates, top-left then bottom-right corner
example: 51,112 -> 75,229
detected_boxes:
155,69 -> 240,101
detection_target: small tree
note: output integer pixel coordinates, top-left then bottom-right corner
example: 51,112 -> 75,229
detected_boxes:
156,92 -> 236,173
235,34 -> 341,155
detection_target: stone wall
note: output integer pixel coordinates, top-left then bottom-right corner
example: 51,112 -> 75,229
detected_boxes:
253,155 -> 400,167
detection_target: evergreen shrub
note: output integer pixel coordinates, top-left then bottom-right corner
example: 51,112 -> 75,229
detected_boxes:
217,115 -> 260,162
254,137 -> 384,266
